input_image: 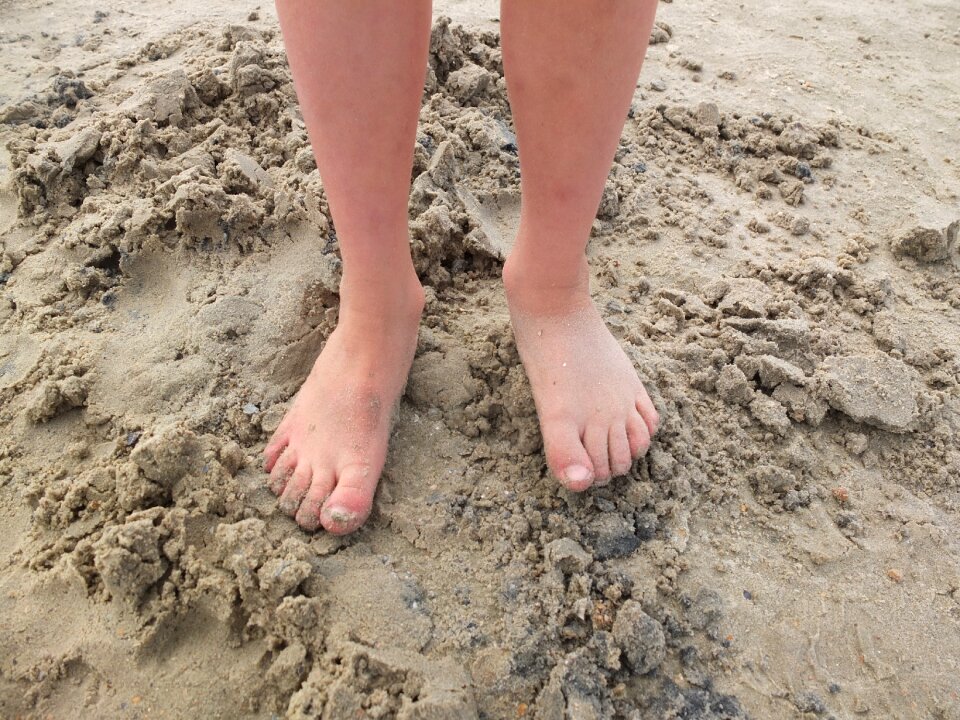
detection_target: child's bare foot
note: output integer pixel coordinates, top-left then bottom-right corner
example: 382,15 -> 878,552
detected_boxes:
263,271 -> 424,535
503,255 -> 659,491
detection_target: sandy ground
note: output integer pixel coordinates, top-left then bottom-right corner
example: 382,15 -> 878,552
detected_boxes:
1,0 -> 959,718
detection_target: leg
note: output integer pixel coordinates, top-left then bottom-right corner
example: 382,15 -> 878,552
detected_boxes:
265,1 -> 431,534
500,0 -> 660,490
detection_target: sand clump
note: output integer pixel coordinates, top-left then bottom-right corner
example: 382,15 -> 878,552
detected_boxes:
0,9 -> 959,720
891,221 -> 959,264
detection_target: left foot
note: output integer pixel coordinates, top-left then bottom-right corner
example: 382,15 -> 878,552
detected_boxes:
503,255 -> 659,491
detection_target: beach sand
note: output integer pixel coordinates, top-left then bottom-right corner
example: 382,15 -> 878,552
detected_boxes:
1,0 -> 959,717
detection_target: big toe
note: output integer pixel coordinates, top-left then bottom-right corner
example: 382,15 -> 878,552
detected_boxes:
320,464 -> 378,535
542,418 -> 595,492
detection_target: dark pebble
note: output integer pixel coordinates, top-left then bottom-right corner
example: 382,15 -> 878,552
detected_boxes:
634,512 -> 658,541
795,691 -> 827,715
587,512 -> 640,560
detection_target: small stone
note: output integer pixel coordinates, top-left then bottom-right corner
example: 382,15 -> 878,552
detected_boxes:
242,402 -> 259,415
832,487 -> 850,504
794,691 -> 827,715
586,513 -> 640,560
649,79 -> 667,92
611,600 -> 666,674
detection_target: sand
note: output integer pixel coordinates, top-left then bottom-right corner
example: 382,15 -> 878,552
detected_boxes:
1,0 -> 959,718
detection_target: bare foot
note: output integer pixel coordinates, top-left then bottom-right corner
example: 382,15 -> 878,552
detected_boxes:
263,274 -> 424,534
503,256 -> 659,491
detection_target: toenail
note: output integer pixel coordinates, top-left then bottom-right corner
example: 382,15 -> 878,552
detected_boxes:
564,464 -> 592,484
323,506 -> 357,525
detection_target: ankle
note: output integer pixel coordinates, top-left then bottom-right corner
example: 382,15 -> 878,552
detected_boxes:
338,266 -> 425,321
502,253 -> 592,314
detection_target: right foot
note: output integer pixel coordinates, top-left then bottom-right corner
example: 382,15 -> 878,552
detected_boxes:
263,273 -> 424,535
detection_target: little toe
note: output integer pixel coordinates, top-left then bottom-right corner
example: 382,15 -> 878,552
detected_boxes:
608,425 -> 633,479
268,448 -> 297,495
626,412 -> 652,459
584,424 -> 612,484
636,387 -> 660,437
278,463 -> 312,516
295,469 -> 336,532
542,418 -> 595,491
321,464 -> 379,535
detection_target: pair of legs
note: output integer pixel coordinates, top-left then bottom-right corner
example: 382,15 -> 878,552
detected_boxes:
264,0 -> 661,535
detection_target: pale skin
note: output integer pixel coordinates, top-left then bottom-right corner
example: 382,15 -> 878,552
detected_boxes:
265,0 -> 661,535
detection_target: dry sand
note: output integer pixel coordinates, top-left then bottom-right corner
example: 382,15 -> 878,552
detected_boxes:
1,0 -> 959,718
